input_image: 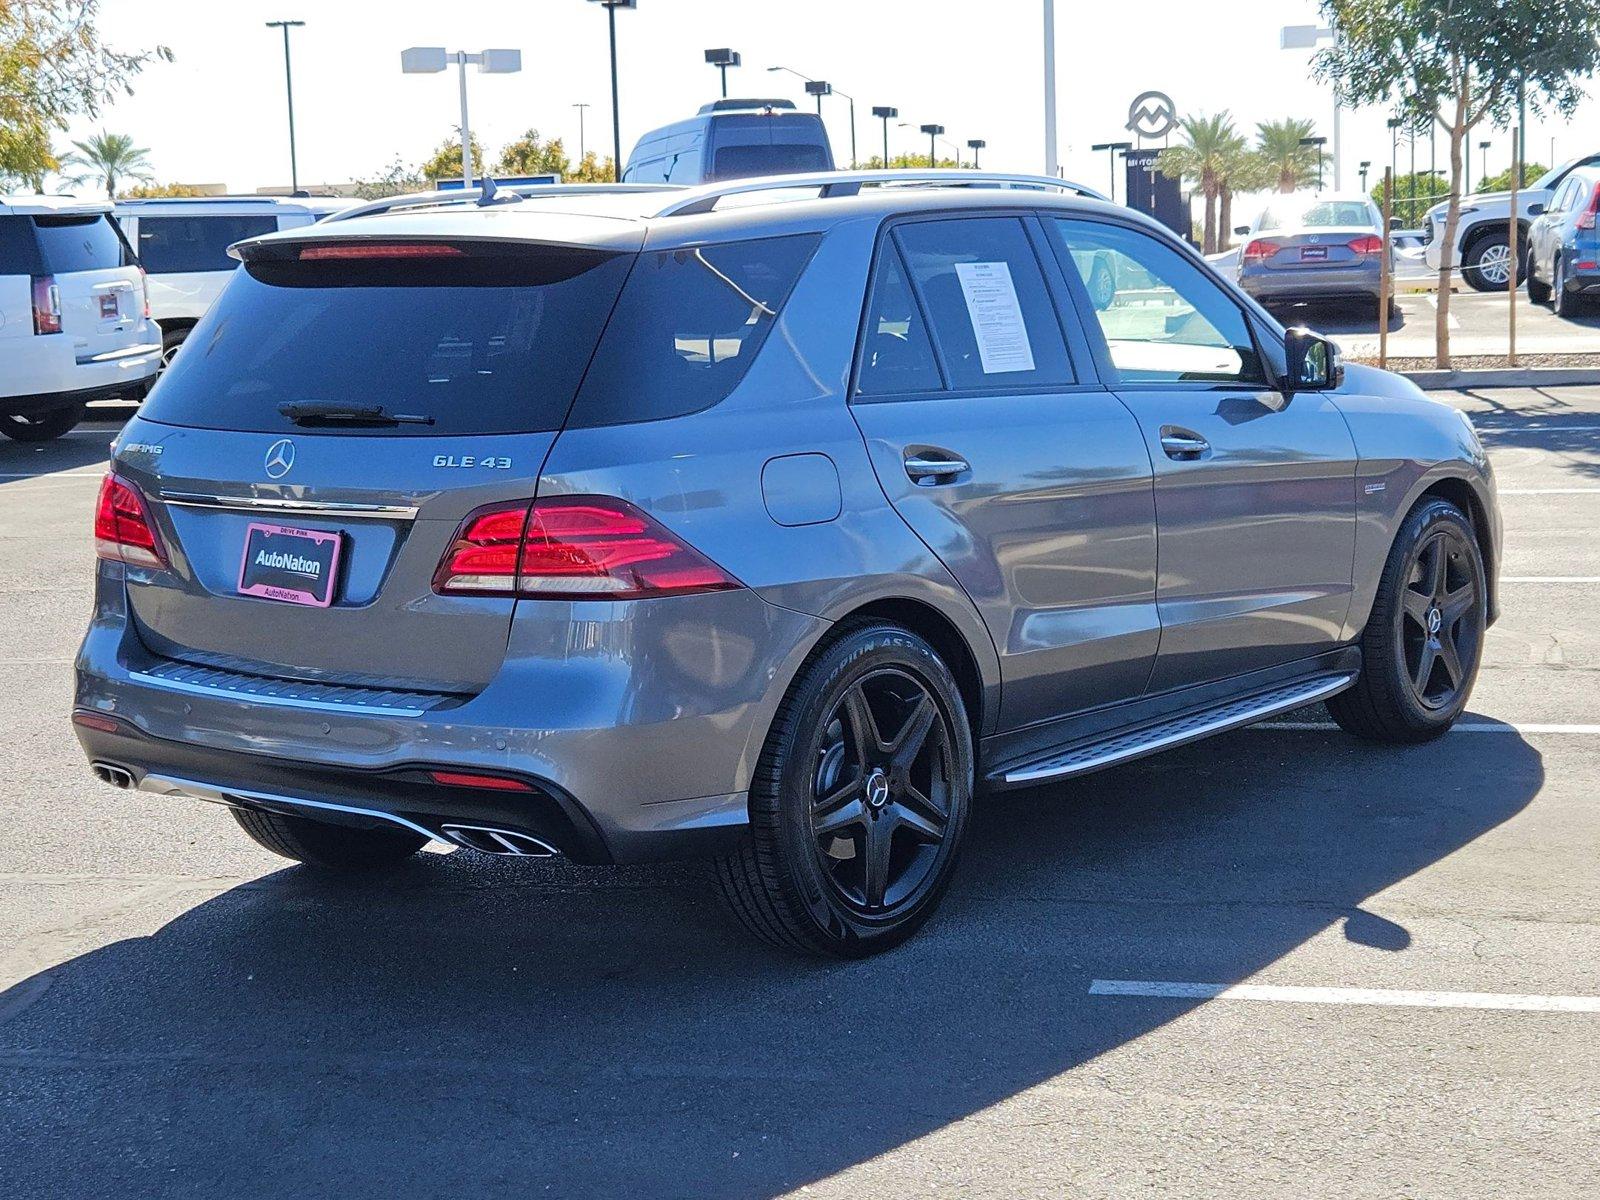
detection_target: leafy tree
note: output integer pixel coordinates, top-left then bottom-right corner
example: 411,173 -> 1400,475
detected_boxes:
861,153 -> 959,170
1255,117 -> 1324,193
60,130 -> 152,196
495,128 -> 568,178
0,0 -> 171,186
1315,0 -> 1600,367
118,181 -> 212,199
351,156 -> 425,200
1478,162 -> 1549,194
420,129 -> 487,185
567,151 -> 616,183
1370,170 -> 1451,227
1157,111 -> 1245,254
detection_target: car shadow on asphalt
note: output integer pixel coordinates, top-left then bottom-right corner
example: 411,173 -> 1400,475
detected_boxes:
0,417 -> 122,480
0,723 -> 1543,1198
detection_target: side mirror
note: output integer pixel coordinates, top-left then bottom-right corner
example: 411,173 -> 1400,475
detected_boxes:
1233,225 -> 1250,236
1284,327 -> 1344,393
1528,202 -> 1545,216
1388,216 -> 1403,231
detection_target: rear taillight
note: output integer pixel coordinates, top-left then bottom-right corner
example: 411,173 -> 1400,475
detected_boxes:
433,496 -> 741,601
1347,234 -> 1386,256
1242,239 -> 1280,265
31,275 -> 61,335
139,267 -> 151,318
94,473 -> 167,569
1577,183 -> 1600,231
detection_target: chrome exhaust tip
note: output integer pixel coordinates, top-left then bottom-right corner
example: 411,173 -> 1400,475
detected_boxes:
440,824 -> 559,857
92,762 -> 135,790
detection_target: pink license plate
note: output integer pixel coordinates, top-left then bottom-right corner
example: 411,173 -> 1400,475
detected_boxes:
237,522 -> 343,607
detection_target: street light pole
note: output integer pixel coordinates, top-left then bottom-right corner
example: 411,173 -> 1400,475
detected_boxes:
1300,136 -> 1329,192
872,106 -> 897,168
1479,140 -> 1491,189
587,0 -> 635,177
1281,24 -> 1341,190
768,66 -> 857,168
573,102 -> 590,161
401,47 -> 522,189
1042,0 -> 1058,176
265,20 -> 305,195
967,139 -> 986,170
704,48 -> 740,98
920,124 -> 944,168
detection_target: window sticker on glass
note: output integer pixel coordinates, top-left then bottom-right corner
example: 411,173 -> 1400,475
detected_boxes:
953,261 -> 1035,374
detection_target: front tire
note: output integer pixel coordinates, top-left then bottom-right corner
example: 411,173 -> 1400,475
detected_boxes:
1463,232 -> 1522,292
0,405 -> 85,442
1329,498 -> 1487,743
232,807 -> 428,871
714,623 -> 974,957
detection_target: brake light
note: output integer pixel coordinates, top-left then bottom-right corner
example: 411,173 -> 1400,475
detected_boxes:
1242,239 -> 1281,265
299,242 -> 466,261
94,473 -> 167,569
433,496 -> 741,600
1577,183 -> 1600,231
1347,234 -> 1386,256
31,275 -> 61,334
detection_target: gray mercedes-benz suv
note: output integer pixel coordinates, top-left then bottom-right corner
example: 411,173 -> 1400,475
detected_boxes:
73,171 -> 1501,957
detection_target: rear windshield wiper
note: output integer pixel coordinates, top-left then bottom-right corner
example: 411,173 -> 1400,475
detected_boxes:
278,402 -> 435,427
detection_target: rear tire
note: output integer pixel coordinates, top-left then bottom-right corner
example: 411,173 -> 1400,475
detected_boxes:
231,807 -> 428,871
1552,256 -> 1591,318
1527,256 -> 1552,305
0,405 -> 85,442
714,622 -> 974,958
158,326 -> 189,376
1329,498 -> 1486,743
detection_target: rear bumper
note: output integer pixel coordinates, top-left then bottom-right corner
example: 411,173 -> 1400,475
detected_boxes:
0,335 -> 161,408
73,562 -> 830,863
1239,264 -> 1382,303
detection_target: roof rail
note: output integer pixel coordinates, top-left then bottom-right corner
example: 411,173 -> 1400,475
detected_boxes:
321,182 -> 684,224
654,169 -> 1110,218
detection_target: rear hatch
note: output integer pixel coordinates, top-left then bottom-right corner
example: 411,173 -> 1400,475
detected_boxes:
1,212 -> 147,359
1255,226 -> 1382,271
117,230 -> 639,694
709,113 -> 834,180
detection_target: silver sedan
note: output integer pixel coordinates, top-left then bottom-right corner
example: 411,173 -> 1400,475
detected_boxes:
1236,194 -> 1392,310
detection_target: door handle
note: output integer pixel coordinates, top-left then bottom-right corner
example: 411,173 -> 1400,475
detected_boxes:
1158,428 -> 1211,460
904,453 -> 970,482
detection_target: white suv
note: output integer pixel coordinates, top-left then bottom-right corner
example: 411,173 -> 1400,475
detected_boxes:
113,196 -> 354,368
1423,153 -> 1600,291
0,195 -> 162,441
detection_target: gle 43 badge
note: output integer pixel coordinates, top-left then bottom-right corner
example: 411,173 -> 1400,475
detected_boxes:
433,454 -> 512,469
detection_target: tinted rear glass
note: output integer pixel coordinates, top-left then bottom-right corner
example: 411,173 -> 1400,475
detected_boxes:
141,245 -> 633,437
137,214 -> 278,273
569,233 -> 820,427
711,144 -> 830,180
0,212 -> 131,274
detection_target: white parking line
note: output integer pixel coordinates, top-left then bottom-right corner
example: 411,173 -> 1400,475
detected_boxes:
1499,488 -> 1600,495
1476,424 -> 1600,433
1502,576 -> 1600,583
1089,979 -> 1600,1013
0,471 -> 104,480
1260,720 -> 1600,733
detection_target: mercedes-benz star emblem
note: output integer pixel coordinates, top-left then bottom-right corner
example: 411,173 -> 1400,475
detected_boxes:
264,439 -> 296,479
865,769 -> 890,810
1427,607 -> 1442,635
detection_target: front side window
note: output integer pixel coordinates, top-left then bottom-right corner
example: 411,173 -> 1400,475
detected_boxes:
137,215 -> 278,274
1049,219 -> 1267,386
893,217 -> 1074,390
570,233 -> 820,426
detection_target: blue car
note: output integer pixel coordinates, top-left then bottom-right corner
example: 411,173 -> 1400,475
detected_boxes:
1527,164 -> 1600,317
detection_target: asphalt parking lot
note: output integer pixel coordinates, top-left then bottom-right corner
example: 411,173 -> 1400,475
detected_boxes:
1286,290 -> 1600,361
2,390 -> 1598,1199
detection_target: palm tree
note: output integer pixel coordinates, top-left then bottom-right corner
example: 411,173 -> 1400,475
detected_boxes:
1157,111 -> 1243,255
61,131 -> 154,197
1255,118 -> 1323,193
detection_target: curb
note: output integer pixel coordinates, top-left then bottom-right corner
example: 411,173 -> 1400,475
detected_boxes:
1398,367 -> 1600,391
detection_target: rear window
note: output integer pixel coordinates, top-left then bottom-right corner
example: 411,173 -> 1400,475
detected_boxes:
569,233 -> 820,427
711,144 -> 830,180
141,244 -> 634,437
0,213 -> 132,275
1256,200 -> 1377,231
137,214 -> 278,274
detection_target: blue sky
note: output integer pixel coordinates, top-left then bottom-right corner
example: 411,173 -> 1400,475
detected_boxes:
64,0 -> 1600,193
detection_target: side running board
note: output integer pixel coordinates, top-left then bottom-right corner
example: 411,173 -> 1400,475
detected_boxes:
995,673 -> 1356,786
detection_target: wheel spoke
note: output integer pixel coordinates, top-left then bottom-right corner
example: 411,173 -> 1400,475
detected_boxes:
1440,581 -> 1475,626
863,814 -> 893,908
1402,588 -> 1432,629
1437,633 -> 1464,689
1413,640 -> 1438,692
839,684 -> 887,764
888,693 -> 938,775
814,797 -> 867,838
1421,537 -> 1446,598
891,796 -> 944,843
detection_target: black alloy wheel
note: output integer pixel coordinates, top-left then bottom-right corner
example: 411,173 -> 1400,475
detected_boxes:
1397,526 -> 1481,712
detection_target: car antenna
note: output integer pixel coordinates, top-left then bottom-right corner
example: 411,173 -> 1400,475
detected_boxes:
476,176 -> 519,207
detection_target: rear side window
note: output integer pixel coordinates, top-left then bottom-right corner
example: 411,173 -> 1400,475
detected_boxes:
0,213 -> 132,274
894,217 -> 1076,390
141,244 -> 634,437
856,247 -> 942,396
137,215 -> 278,273
711,144 -> 830,180
569,233 -> 820,427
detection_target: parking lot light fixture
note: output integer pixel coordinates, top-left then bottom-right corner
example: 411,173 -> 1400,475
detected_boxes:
704,48 -> 740,99
871,105 -> 898,168
1091,140 -> 1132,202
264,21 -> 305,196
920,123 -> 945,167
1359,159 -> 1371,191
804,79 -> 832,117
587,0 -> 636,179
401,47 -> 522,189
1479,140 -> 1492,188
967,139 -> 986,170
1300,135 -> 1329,192
770,67 -> 857,168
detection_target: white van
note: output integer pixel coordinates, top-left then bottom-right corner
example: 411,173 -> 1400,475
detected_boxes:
114,196 -> 354,367
0,195 -> 162,441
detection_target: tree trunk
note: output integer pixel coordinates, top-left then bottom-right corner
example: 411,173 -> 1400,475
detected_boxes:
1202,179 -> 1218,255
1279,167 -> 1295,194
1218,187 -> 1234,251
1436,75 -> 1471,370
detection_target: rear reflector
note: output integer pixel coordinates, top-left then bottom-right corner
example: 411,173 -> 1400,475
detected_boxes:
31,275 -> 61,335
433,496 -> 741,601
299,242 -> 466,261
428,770 -> 534,792
71,711 -> 124,734
1241,239 -> 1280,265
94,473 -> 167,569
